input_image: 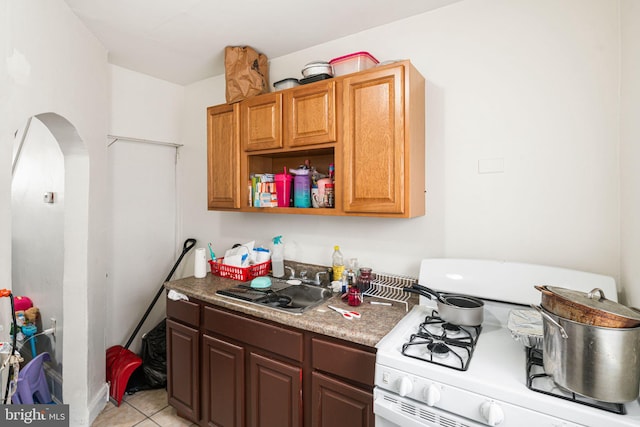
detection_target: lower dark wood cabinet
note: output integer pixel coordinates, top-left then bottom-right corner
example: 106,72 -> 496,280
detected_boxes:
249,352 -> 303,427
166,319 -> 200,423
311,372 -> 373,427
202,334 -> 245,427
166,297 -> 375,427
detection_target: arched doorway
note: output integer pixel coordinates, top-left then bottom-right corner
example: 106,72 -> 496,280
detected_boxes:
11,112 -> 89,407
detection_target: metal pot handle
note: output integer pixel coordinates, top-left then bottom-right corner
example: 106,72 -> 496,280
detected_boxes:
587,288 -> 606,301
530,304 -> 568,339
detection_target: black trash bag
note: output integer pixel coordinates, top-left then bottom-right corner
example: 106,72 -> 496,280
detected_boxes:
141,319 -> 167,388
125,366 -> 147,394
125,319 -> 167,394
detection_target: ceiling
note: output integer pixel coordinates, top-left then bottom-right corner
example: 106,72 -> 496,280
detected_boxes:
64,0 -> 461,85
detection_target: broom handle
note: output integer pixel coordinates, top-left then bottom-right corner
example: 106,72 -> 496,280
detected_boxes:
123,238 -> 196,350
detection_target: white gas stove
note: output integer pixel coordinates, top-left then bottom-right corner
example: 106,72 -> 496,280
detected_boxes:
374,259 -> 640,427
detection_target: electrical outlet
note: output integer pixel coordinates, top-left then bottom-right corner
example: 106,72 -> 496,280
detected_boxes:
50,318 -> 56,335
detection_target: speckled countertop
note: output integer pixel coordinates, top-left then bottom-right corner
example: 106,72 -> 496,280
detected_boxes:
164,273 -> 416,348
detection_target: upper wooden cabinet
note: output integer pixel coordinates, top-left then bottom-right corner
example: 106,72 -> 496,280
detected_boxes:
241,81 -> 337,151
341,64 -> 425,217
207,60 -> 425,218
241,92 -> 283,151
207,103 -> 241,209
285,81 -> 337,148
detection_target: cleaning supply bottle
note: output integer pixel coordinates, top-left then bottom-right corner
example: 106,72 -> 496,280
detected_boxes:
332,245 -> 345,282
272,235 -> 285,278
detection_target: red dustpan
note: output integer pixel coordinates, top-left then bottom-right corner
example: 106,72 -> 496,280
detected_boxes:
106,347 -> 142,404
106,238 -> 196,405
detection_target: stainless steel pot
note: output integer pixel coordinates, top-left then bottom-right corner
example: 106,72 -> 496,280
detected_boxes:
404,284 -> 484,326
536,305 -> 640,403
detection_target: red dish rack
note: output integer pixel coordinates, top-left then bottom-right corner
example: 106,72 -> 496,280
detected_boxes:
209,258 -> 271,281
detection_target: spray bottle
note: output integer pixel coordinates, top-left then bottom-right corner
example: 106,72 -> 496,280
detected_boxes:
271,235 -> 285,278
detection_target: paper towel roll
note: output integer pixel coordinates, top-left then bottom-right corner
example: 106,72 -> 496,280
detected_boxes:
194,247 -> 207,278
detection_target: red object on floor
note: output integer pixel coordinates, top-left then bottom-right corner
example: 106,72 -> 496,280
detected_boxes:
106,345 -> 142,406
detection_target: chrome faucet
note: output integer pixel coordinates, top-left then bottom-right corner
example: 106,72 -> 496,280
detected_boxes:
284,266 -> 295,279
282,267 -> 329,286
314,271 -> 328,286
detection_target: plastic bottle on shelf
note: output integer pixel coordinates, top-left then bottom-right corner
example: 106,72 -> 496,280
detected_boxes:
291,168 -> 311,208
332,246 -> 345,282
272,235 -> 285,278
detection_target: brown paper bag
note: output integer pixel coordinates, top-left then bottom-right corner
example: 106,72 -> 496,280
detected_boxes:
224,46 -> 269,104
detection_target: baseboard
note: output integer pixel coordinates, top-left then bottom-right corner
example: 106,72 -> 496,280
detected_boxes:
88,382 -> 109,425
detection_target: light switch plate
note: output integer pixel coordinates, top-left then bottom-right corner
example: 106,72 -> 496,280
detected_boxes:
43,192 -> 55,203
478,158 -> 504,174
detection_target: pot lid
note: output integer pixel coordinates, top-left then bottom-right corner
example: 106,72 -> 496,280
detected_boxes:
543,286 -> 640,322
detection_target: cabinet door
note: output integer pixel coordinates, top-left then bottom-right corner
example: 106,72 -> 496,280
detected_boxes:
207,103 -> 241,209
249,352 -> 302,427
342,65 -> 405,214
285,81 -> 337,148
241,92 -> 283,151
202,335 -> 245,427
166,319 -> 200,423
311,372 -> 373,427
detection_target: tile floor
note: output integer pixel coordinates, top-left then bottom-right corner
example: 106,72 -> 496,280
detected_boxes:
92,388 -> 196,427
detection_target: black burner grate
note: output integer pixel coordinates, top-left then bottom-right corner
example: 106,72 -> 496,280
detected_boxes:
401,311 -> 481,371
525,347 -> 626,415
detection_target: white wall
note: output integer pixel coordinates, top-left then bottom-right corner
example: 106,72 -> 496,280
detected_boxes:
107,65 -> 185,351
179,0 -> 621,297
109,65 -> 184,144
2,0 -> 109,424
620,0 -> 640,307
107,140 -> 179,353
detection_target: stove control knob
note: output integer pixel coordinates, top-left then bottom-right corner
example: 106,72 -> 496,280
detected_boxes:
423,384 -> 441,406
480,400 -> 504,426
397,376 -> 413,397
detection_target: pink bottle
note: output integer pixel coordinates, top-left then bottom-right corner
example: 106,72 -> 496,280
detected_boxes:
274,167 -> 292,207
